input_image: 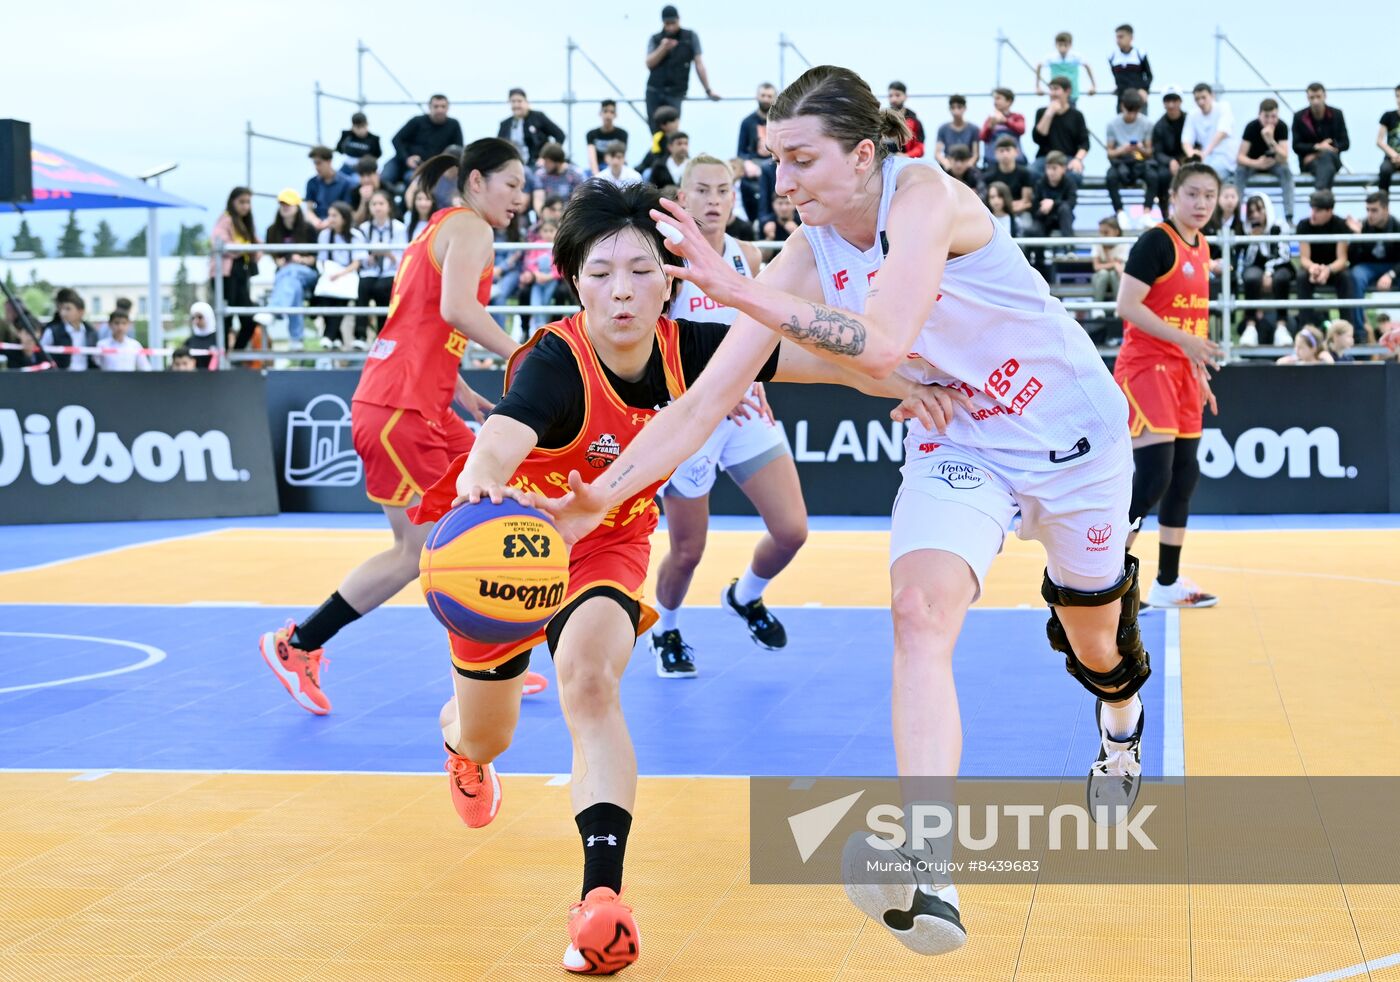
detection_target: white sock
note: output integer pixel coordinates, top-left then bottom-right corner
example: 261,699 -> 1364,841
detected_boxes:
1102,696 -> 1143,741
655,602 -> 680,634
733,566 -> 772,606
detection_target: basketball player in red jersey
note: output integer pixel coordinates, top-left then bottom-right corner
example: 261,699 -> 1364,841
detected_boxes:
411,181 -> 956,974
1114,162 -> 1224,609
258,139 -> 548,715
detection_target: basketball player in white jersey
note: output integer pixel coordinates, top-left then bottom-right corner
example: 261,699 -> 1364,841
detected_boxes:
650,154 -> 809,678
537,66 -> 1151,958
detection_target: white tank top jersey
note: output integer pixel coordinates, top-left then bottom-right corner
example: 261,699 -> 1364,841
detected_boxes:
804,155 -> 1127,468
669,234 -> 754,325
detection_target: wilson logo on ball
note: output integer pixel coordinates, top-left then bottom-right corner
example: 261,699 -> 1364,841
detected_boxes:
478,579 -> 567,611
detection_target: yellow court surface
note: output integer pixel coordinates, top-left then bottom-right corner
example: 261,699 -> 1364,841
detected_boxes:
2,524 -> 1399,981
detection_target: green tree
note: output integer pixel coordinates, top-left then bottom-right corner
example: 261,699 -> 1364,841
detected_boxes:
172,259 -> 196,329
57,211 -> 85,258
21,271 -> 55,319
11,219 -> 45,257
123,228 -> 147,256
92,220 -> 120,257
175,223 -> 210,257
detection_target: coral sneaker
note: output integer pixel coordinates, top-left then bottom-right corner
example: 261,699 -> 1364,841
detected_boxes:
258,623 -> 331,715
444,747 -> 501,828
522,670 -> 550,696
564,887 -> 639,975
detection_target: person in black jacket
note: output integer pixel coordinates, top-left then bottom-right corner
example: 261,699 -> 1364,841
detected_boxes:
1292,83 -> 1349,191
1150,89 -> 1188,217
335,112 -> 382,176
1031,77 -> 1088,186
644,5 -> 720,124
384,95 -> 464,188
497,88 -> 566,167
38,288 -> 103,371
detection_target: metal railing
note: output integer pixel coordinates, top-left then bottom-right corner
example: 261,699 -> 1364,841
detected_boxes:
210,230 -> 1400,368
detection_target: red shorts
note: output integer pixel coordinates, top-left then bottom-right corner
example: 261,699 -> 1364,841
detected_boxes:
448,535 -> 658,672
351,401 -> 475,507
1114,358 -> 1203,439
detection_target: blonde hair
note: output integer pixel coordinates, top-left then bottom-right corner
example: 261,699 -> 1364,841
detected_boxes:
680,154 -> 732,188
1296,324 -> 1327,358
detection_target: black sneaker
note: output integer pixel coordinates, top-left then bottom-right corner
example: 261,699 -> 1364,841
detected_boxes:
1086,698 -> 1145,825
721,580 -> 787,649
650,630 -> 697,679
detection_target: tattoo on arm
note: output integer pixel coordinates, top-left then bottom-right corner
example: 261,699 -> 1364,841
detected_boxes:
605,463 -> 635,494
779,304 -> 868,357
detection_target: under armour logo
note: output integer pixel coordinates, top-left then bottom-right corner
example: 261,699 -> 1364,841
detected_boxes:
587,834 -> 618,847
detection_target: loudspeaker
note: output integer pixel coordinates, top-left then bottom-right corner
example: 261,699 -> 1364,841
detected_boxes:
0,120 -> 33,203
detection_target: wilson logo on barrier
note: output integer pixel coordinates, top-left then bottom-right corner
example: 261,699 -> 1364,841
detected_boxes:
1198,427 -> 1357,480
0,406 -> 250,487
478,579 -> 566,610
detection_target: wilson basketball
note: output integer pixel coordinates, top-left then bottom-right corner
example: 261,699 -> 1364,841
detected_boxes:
420,498 -> 569,644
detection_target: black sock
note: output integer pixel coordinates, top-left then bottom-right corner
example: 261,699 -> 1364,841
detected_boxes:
576,802 -> 632,900
292,591 -> 362,651
1157,544 -> 1182,586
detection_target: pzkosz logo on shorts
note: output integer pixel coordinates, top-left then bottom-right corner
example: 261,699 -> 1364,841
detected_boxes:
1086,523 -> 1112,551
585,433 -> 622,469
931,460 -> 985,490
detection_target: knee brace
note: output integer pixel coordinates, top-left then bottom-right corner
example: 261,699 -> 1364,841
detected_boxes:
1041,554 -> 1151,702
1157,438 -> 1201,528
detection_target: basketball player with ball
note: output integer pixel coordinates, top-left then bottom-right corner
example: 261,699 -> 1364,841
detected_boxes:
409,179 -> 963,975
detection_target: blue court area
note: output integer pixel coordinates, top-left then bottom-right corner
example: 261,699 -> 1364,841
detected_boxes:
0,603 -> 1167,779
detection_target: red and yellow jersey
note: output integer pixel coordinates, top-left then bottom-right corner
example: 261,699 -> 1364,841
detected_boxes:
353,207 -> 494,417
1117,220 -> 1211,372
414,312 -> 688,556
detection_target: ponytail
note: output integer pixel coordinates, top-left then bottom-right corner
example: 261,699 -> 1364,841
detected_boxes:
411,138 -> 522,205
879,108 -> 912,150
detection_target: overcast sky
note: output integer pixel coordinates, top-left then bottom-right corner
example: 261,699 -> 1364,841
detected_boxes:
3,0 -> 1396,251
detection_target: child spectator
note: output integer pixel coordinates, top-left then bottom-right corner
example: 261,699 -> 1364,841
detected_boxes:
638,106 -> 681,173
647,132 -> 690,189
1035,31 -> 1096,103
986,136 -> 1034,216
1276,324 -> 1333,364
985,181 -> 1017,237
533,143 -> 586,212
208,186 -> 261,349
519,219 -> 561,332
595,141 -> 643,188
935,95 -> 979,169
1236,193 -> 1295,346
406,187 -> 436,241
355,189 -> 406,349
1104,89 -> 1154,225
944,145 -> 985,200
887,81 -> 925,156
1292,83 -> 1348,192
1295,189 -> 1356,330
351,157 -> 384,224
1235,98 -> 1295,226
1184,83 -> 1238,180
1108,24 -> 1152,109
585,100 -> 629,174
762,195 -> 800,241
335,112 -> 381,176
1091,215 -> 1127,302
39,288 -> 103,371
303,147 -> 355,230
187,301 -> 218,370
1031,78 -> 1089,184
264,189 -> 320,349
169,346 -> 197,371
1028,151 -> 1077,236
979,87 -> 1026,168
312,201 -> 364,350
98,309 -> 150,371
1325,319 -> 1358,360
1377,85 -> 1400,195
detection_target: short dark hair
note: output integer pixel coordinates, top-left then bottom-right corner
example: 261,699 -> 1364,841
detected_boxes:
540,142 -> 567,163
888,81 -> 908,93
1193,82 -> 1213,95
1054,31 -> 1072,44
604,140 -> 627,157
1306,82 -> 1326,94
993,86 -> 1015,104
55,288 -> 84,309
108,309 -> 130,324
429,93 -> 449,103
115,297 -> 133,311
507,88 -> 526,100
1120,90 -> 1144,112
652,105 -> 680,128
542,194 -> 566,211
1048,76 -> 1072,93
1259,98 -> 1279,114
1045,150 -> 1068,168
1310,189 -> 1335,210
308,145 -> 333,162
1116,23 -> 1133,34
355,155 -> 378,176
670,131 -> 689,143
995,135 -> 1018,150
947,145 -> 971,162
600,99 -> 616,110
949,94 -> 966,109
1366,191 -> 1390,207
552,180 -> 674,285
171,345 -> 194,362
351,112 -> 367,125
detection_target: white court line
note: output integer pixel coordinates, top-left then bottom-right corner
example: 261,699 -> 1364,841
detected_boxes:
1162,609 -> 1185,778
69,771 -> 112,782
1189,563 -> 1400,588
1292,951 -> 1400,982
0,528 -> 226,577
0,632 -> 167,693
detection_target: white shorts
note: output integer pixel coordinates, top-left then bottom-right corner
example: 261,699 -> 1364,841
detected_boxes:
662,413 -> 790,499
890,435 -> 1133,600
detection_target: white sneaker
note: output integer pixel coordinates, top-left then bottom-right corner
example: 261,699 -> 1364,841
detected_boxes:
1273,324 -> 1293,346
842,834 -> 967,956
252,313 -> 273,327
1145,576 -> 1218,609
1116,209 -> 1132,232
1087,699 -> 1144,824
1238,323 -> 1259,346
352,339 -> 368,351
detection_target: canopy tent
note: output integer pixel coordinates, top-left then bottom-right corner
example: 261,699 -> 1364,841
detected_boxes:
0,141 -> 202,350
